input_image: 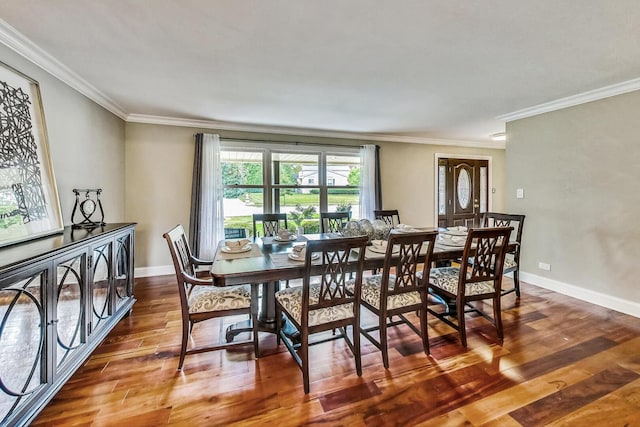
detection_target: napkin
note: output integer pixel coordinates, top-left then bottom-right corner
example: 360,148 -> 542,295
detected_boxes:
292,244 -> 306,258
225,238 -> 250,248
447,226 -> 468,232
277,230 -> 293,239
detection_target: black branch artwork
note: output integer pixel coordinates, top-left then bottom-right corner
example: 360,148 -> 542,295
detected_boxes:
0,79 -> 47,225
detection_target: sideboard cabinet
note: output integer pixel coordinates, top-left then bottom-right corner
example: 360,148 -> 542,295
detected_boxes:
0,223 -> 136,426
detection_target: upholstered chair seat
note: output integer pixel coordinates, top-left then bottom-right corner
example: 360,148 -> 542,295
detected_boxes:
275,284 -> 354,327
503,254 -> 517,271
346,275 -> 421,311
423,267 -> 496,296
188,284 -> 252,313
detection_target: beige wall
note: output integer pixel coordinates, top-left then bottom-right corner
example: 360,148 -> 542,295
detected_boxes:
1,45 -> 126,226
506,90 -> 640,303
378,142 -> 506,227
125,122 -> 505,268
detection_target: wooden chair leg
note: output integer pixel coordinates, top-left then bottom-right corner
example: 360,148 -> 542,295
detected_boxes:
494,296 -> 504,340
275,304 -> 282,346
354,320 -> 362,376
379,313 -> 389,369
419,307 -> 430,355
178,317 -> 189,370
302,332 -> 310,394
513,270 -> 521,298
457,299 -> 467,348
251,286 -> 260,358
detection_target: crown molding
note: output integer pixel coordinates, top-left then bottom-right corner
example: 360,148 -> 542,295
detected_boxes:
498,77 -> 640,122
0,19 -> 128,119
127,114 -> 505,149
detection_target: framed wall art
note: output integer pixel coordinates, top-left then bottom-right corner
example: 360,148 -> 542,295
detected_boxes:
0,61 -> 63,248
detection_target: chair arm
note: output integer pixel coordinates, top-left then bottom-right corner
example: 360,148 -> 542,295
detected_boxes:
182,271 -> 215,287
190,255 -> 213,266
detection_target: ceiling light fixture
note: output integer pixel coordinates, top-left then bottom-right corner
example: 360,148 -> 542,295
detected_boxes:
491,132 -> 506,142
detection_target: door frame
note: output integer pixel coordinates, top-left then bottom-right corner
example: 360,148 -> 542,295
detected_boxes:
433,153 -> 493,227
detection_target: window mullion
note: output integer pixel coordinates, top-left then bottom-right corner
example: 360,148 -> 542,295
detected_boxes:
264,149 -> 272,213
319,152 -> 327,212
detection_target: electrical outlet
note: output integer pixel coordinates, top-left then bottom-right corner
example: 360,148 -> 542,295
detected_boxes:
516,188 -> 524,199
538,262 -> 551,271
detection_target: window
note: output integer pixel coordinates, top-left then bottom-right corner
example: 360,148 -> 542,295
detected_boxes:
438,165 -> 446,216
221,141 -> 361,235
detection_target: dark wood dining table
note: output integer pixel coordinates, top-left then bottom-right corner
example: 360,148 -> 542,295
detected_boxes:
210,229 -> 518,341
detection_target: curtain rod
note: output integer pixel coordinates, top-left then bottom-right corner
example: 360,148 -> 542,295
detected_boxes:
200,134 -> 373,149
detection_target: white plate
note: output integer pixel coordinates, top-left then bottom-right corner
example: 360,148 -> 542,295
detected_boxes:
288,252 -> 320,261
368,245 -> 399,254
221,243 -> 252,253
274,235 -> 297,242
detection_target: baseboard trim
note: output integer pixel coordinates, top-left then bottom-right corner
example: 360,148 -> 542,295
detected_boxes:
520,271 -> 640,318
135,265 -> 174,278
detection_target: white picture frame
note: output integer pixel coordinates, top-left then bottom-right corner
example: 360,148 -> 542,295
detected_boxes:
0,61 -> 63,248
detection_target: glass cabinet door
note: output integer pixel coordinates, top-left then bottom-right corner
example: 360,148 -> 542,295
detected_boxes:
0,269 -> 47,424
54,252 -> 86,370
90,242 -> 111,335
114,233 -> 132,309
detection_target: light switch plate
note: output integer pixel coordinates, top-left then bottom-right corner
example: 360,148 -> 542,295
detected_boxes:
516,188 -> 524,199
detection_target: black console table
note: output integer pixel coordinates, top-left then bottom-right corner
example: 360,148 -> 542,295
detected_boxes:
0,223 -> 136,426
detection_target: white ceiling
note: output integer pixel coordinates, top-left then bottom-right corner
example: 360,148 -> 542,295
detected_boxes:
2,1 -> 640,145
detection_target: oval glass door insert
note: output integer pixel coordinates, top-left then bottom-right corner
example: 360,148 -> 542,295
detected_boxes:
457,169 -> 471,209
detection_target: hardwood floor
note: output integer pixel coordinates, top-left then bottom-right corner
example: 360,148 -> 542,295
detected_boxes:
33,275 -> 640,426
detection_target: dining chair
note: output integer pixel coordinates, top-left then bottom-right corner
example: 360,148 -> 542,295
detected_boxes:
481,212 -> 526,297
163,225 -> 259,369
374,209 -> 401,228
319,211 -> 350,233
347,229 -> 437,368
252,213 -> 288,238
224,227 -> 247,239
423,226 -> 513,348
253,213 -> 291,288
275,235 -> 368,394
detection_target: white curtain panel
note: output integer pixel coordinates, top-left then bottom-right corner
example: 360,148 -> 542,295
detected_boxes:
198,133 -> 225,259
359,144 -> 376,220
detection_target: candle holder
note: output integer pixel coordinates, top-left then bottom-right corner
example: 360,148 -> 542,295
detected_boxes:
71,188 -> 105,229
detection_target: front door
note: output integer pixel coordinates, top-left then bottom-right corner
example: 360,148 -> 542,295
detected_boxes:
438,158 -> 488,228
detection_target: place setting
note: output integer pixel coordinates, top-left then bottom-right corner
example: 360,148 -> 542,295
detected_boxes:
262,229 -> 302,245
220,238 -> 252,254
274,229 -> 298,242
288,243 -> 320,262
217,238 -> 261,260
